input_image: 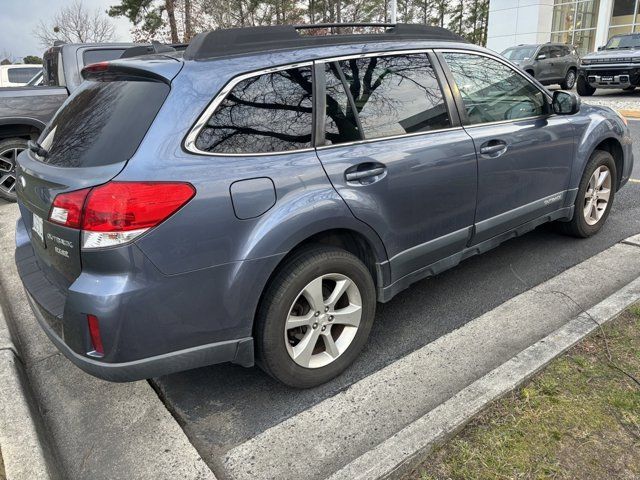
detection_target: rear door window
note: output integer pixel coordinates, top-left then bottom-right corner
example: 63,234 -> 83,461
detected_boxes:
195,65 -> 314,154
38,79 -> 169,167
326,54 -> 451,142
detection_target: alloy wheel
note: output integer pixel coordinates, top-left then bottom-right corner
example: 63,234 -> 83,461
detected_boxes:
565,70 -> 576,89
0,146 -> 23,199
284,273 -> 362,369
583,165 -> 611,226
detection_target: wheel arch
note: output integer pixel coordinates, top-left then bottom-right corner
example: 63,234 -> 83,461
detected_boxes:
591,137 -> 625,190
251,226 -> 387,338
0,117 -> 45,142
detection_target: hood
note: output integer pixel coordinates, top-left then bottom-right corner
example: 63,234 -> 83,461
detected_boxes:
582,48 -> 640,62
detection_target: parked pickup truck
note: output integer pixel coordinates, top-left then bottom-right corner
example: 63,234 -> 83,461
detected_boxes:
0,42 -> 144,201
578,33 -> 640,96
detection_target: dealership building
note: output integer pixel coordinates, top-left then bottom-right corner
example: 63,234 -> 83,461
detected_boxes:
487,0 -> 640,55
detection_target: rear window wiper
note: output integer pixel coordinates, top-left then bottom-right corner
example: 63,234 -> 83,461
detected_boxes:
28,140 -> 49,158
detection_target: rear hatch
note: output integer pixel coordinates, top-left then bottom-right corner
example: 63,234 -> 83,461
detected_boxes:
16,58 -> 179,292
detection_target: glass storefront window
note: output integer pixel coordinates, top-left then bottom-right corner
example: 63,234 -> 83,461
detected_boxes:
575,1 -> 598,30
573,29 -> 597,53
610,0 -> 636,26
608,24 -> 634,37
551,1 -> 600,55
552,3 -> 576,33
551,31 -> 573,44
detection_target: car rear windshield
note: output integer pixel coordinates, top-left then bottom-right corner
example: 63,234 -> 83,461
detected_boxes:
37,79 -> 169,167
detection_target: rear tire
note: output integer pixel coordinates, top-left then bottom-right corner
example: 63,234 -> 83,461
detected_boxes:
576,75 -> 596,96
255,245 -> 376,388
558,150 -> 616,238
560,68 -> 577,89
0,138 -> 27,202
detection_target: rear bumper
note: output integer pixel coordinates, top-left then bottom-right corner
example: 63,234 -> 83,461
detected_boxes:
15,215 -> 258,382
26,291 -> 252,381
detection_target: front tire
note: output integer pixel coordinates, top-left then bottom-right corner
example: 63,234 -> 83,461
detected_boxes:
561,68 -> 577,89
255,245 -> 376,388
0,138 -> 28,202
576,75 -> 596,96
558,150 -> 616,238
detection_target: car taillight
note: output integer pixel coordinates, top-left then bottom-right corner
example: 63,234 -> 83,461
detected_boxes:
49,182 -> 195,249
50,188 -> 91,229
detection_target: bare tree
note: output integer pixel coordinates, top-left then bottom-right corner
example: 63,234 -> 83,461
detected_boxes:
34,0 -> 116,48
165,0 -> 180,42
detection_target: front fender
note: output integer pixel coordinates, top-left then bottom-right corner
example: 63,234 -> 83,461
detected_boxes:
566,104 -> 633,199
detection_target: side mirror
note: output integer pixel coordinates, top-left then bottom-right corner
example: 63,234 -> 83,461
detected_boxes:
552,90 -> 581,115
537,54 -> 547,60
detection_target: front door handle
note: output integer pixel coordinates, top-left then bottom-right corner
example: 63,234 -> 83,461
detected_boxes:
345,162 -> 387,184
479,140 -> 508,156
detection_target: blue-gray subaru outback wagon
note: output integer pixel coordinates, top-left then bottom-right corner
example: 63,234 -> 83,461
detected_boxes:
14,24 -> 634,388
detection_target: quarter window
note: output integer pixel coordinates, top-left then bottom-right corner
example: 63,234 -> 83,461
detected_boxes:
195,66 -> 314,154
326,54 -> 451,143
7,67 -> 41,83
442,52 -> 546,125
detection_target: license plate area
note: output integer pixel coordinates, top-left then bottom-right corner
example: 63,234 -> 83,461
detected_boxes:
32,213 -> 45,246
601,76 -> 614,82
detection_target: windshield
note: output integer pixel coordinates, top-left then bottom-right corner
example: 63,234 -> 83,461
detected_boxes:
502,46 -> 538,61
605,34 -> 640,50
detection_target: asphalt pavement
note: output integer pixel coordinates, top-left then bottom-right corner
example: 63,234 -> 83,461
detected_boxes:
151,121 -> 640,474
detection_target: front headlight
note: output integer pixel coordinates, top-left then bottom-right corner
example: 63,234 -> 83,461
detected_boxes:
633,57 -> 640,63
581,59 -> 591,65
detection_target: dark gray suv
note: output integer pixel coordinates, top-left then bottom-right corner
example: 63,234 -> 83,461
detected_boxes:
502,43 -> 579,89
14,24 -> 634,388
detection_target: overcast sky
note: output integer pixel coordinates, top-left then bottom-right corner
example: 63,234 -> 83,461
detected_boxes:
0,0 -> 133,61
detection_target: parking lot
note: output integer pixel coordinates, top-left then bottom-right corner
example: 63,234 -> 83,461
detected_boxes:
1,95 -> 639,480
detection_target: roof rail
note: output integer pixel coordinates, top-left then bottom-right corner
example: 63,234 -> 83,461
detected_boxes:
184,23 -> 466,61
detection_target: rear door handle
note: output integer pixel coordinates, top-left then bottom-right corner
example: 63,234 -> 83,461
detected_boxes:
345,163 -> 387,184
479,141 -> 508,156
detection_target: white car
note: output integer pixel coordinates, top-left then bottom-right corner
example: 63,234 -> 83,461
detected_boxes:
0,64 -> 43,87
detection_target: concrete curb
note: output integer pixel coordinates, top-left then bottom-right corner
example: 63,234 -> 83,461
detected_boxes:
0,303 -> 58,480
618,109 -> 640,119
329,256 -> 640,479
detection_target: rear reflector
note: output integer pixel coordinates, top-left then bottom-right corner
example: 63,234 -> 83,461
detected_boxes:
87,314 -> 104,356
49,182 -> 195,249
